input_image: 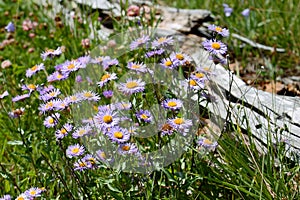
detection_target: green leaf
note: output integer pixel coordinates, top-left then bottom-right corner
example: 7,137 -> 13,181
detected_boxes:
4,180 -> 10,193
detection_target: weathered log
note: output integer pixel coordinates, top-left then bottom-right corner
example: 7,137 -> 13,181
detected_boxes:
155,28 -> 300,157
190,49 -> 300,157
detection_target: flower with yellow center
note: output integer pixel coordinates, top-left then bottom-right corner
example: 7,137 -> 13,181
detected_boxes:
169,117 -> 192,131
45,101 -> 54,109
126,81 -> 138,89
195,73 -> 204,78
202,39 -> 227,54
158,37 -> 166,43
162,98 -> 183,110
101,74 -> 111,82
66,144 -> 85,158
78,129 -> 85,136
114,131 -> 123,139
167,101 -> 177,107
119,143 -> 138,154
83,92 -> 93,98
31,65 -> 38,71
215,26 -> 222,32
48,117 -> 54,124
103,115 -> 113,123
165,60 -> 172,67
211,42 -> 221,50
189,79 -> 197,86
122,145 -> 130,151
67,63 -> 75,69
174,118 -> 184,125
56,73 -> 63,79
27,84 -> 36,90
72,148 -> 79,154
176,53 -> 184,60
109,127 -> 130,143
60,128 -> 67,135
99,152 -> 106,159
131,64 -> 140,69
140,114 -> 148,119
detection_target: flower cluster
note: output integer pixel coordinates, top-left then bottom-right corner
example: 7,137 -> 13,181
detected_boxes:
222,4 -> 250,18
11,25 -> 225,171
202,24 -> 229,65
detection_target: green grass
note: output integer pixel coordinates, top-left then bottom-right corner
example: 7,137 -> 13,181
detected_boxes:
160,0 -> 300,79
0,0 -> 299,199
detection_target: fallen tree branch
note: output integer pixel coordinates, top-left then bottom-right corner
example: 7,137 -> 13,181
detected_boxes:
231,33 -> 285,53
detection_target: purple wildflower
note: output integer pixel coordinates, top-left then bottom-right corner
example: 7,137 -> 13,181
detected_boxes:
55,123 -> 73,140
186,78 -> 205,90
198,137 -> 218,150
15,193 -> 29,200
72,125 -> 92,139
162,98 -> 183,110
21,84 -> 37,93
43,113 -> 60,128
54,63 -> 63,71
91,56 -> 111,64
118,143 -> 139,155
0,194 -> 11,200
64,93 -> 83,105
5,22 -> 15,32
76,55 -> 91,68
66,144 -> 85,158
160,58 -> 177,69
208,24 -> 230,37
136,109 -> 153,123
168,117 -> 192,131
53,99 -> 68,111
169,52 -> 192,66
26,63 -> 45,77
47,71 -> 69,82
61,60 -> 80,74
223,4 -> 233,17
145,48 -> 165,58
74,159 -> 89,171
82,154 -> 97,169
151,36 -> 174,48
38,99 -> 60,113
97,73 -> 117,87
94,110 -> 120,129
39,89 -> 61,101
202,39 -> 227,55
241,8 -> 250,17
114,101 -> 132,110
190,71 -> 208,82
41,47 -> 62,60
102,58 -> 119,70
25,187 -> 43,199
0,91 -> 9,99
127,61 -> 148,73
79,90 -> 100,102
96,150 -> 107,161
37,85 -> 55,95
118,78 -> 145,95
130,35 -> 150,50
75,75 -> 83,83
12,93 -> 30,102
103,90 -> 113,98
108,126 -> 130,143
